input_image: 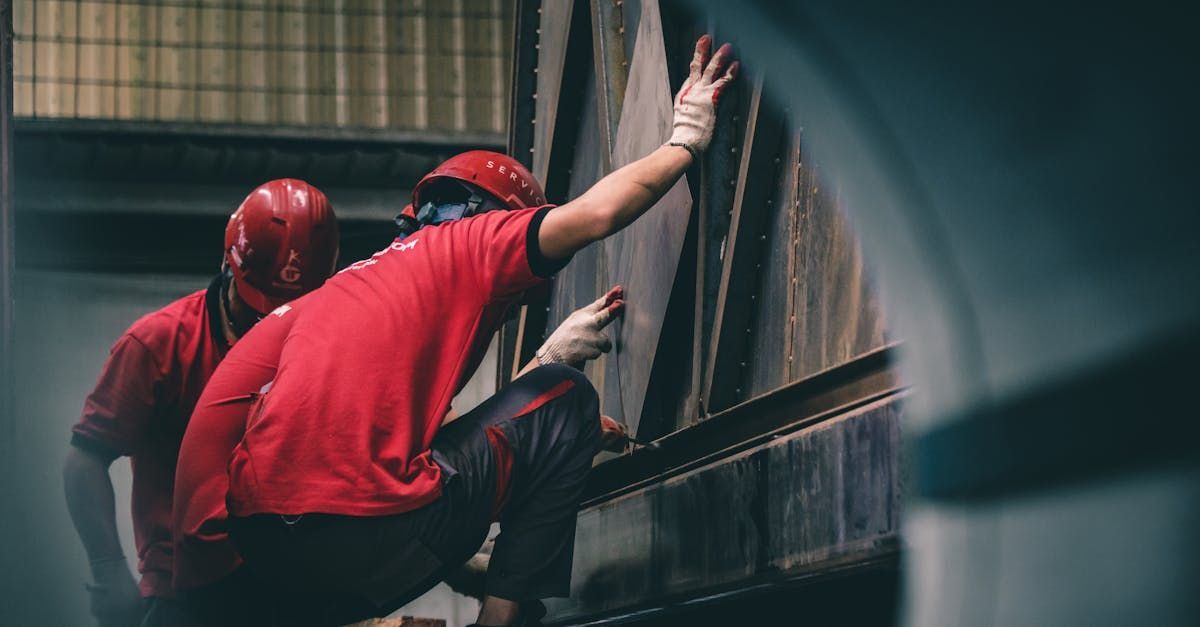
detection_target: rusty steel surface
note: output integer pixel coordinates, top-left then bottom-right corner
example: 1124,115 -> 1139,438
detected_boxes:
545,393 -> 905,623
507,0 -> 542,168
702,78 -> 788,414
583,343 -> 901,505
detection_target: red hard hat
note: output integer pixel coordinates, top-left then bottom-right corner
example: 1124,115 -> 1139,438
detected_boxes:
224,179 -> 340,314
413,151 -> 546,211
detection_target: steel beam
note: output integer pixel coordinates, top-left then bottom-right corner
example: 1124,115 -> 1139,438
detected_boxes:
589,0 -> 629,171
506,0 -> 542,169
584,342 -> 900,504
702,78 -> 788,413
546,393 -> 905,624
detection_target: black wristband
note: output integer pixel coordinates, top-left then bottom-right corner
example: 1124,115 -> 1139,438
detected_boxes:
668,141 -> 700,161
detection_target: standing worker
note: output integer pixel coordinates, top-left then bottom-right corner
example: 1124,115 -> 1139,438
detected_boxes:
193,35 -> 732,627
62,180 -> 340,627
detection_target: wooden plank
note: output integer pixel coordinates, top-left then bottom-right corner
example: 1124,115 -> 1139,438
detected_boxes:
603,0 -> 692,437
702,79 -> 787,414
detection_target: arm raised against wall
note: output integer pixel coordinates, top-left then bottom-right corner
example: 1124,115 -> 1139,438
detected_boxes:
537,35 -> 739,260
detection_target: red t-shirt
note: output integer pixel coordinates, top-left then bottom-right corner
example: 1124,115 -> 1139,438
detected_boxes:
226,206 -> 563,518
71,280 -> 229,598
172,306 -> 295,590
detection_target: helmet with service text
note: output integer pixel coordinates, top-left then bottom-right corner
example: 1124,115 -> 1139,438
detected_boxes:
224,179 -> 340,314
397,151 -> 547,236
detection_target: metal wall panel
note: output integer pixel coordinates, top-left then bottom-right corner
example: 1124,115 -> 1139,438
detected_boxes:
516,0 -> 889,435
11,0 -> 514,134
507,2 -> 903,618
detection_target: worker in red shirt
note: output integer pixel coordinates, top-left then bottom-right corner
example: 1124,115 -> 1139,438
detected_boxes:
62,179 -> 340,627
196,35 -> 731,627
172,251 -> 628,626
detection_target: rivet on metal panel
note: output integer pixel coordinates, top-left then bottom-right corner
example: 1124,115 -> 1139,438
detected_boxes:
760,235 -> 767,240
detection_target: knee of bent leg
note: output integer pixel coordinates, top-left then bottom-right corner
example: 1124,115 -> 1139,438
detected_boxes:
536,363 -> 600,443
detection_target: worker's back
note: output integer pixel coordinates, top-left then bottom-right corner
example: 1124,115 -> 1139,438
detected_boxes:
227,206 -> 555,518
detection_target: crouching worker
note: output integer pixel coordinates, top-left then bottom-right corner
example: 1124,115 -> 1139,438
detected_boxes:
176,35 -> 736,627
173,276 -> 627,625
62,180 -> 340,627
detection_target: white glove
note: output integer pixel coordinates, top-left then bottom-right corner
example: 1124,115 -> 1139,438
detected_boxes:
537,286 -> 625,366
667,35 -> 739,156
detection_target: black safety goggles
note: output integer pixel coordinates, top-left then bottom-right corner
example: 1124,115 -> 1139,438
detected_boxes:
414,181 -> 509,227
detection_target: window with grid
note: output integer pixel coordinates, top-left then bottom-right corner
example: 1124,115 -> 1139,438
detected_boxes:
11,0 -> 514,133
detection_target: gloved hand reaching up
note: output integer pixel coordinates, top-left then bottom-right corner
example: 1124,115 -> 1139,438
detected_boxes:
667,35 -> 739,158
536,286 -> 625,367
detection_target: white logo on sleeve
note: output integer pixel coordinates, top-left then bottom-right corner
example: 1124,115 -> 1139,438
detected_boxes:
339,239 -> 419,273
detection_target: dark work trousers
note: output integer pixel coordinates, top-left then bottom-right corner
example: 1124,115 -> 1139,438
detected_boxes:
140,596 -> 202,627
229,364 -> 601,626
176,565 -> 276,627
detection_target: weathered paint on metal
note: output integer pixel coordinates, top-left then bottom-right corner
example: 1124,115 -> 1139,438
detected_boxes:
590,0 -> 628,170
603,0 -> 692,438
702,78 -> 788,414
545,394 -> 905,623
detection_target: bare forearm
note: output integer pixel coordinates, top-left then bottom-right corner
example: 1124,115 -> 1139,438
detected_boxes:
63,446 -> 125,563
579,144 -> 692,233
540,145 -> 692,259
